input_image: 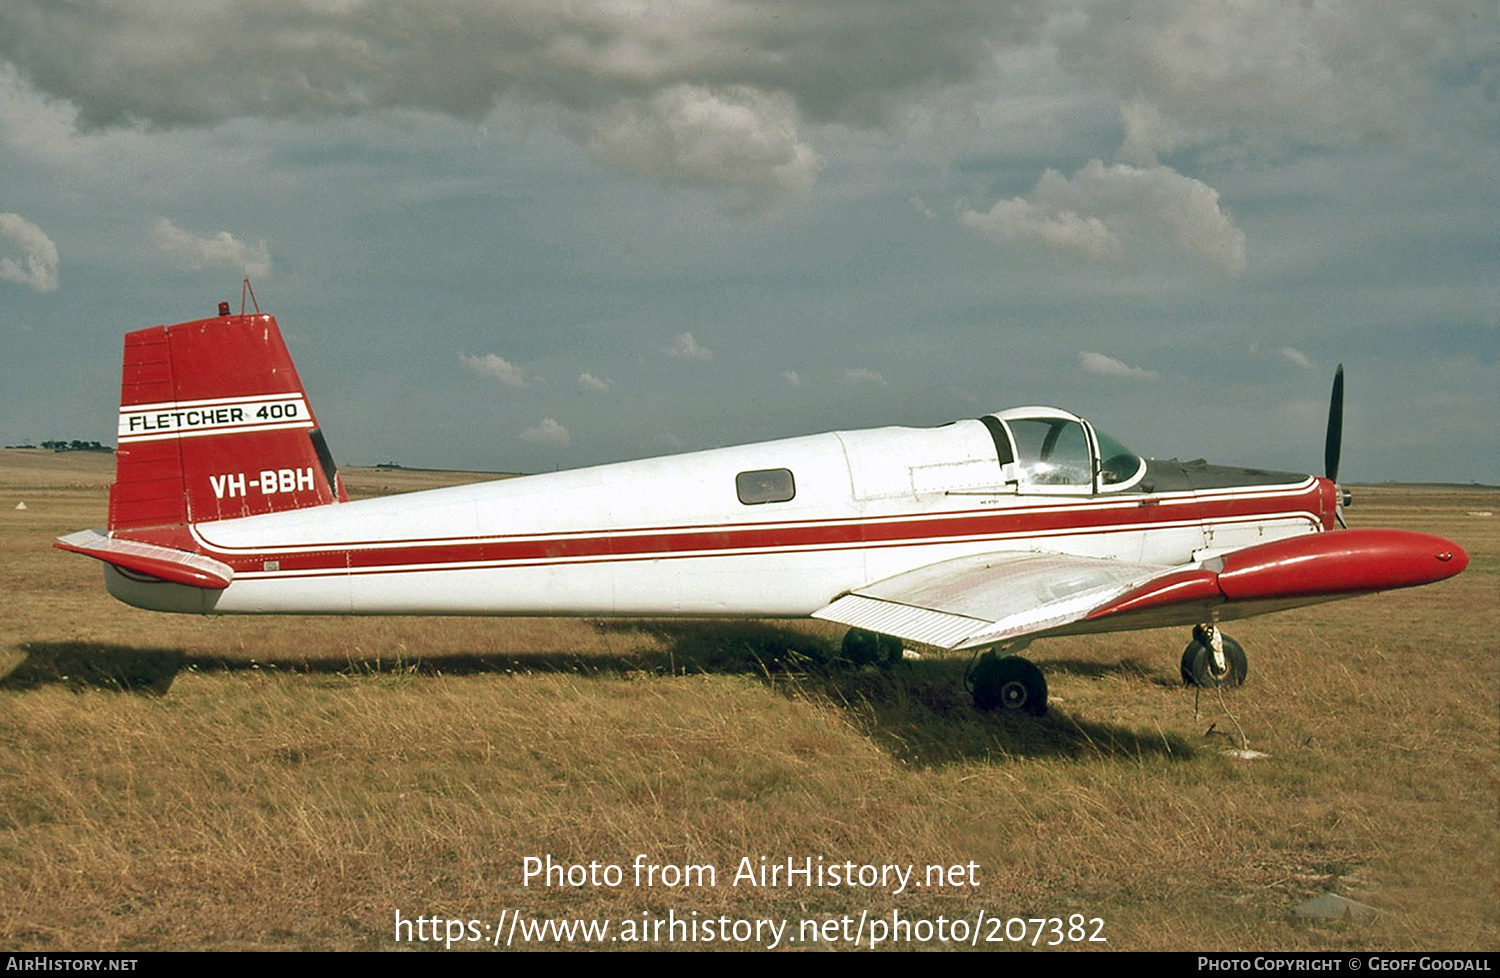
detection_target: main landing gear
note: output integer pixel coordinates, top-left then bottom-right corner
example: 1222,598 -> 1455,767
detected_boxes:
842,623 -> 1244,718
1180,623 -> 1248,688
841,627 -> 1051,716
969,653 -> 1048,716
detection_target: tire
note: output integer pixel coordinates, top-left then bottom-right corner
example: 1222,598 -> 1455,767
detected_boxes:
971,654 -> 1048,716
1181,635 -> 1248,688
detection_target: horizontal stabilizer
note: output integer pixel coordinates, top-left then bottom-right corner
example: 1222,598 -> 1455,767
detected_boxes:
55,529 -> 233,590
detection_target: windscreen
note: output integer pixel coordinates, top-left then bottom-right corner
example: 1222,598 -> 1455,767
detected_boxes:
1007,418 -> 1093,488
1095,429 -> 1146,489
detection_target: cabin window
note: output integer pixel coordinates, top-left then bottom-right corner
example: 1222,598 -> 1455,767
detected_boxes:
736,468 -> 796,505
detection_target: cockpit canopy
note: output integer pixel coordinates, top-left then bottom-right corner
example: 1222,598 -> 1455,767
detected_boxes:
988,407 -> 1146,494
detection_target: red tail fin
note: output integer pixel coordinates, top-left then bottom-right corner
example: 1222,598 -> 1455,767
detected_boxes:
109,312 -> 344,532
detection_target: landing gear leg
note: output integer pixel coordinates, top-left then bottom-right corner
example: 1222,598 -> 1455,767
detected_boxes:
1180,624 -> 1248,688
969,652 -> 1048,716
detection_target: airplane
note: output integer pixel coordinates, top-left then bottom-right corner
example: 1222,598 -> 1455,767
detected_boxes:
56,305 -> 1469,716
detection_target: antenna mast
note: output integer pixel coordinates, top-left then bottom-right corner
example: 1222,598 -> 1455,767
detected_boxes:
240,277 -> 261,315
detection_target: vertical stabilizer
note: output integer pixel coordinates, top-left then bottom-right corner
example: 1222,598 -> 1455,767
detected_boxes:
109,312 -> 344,532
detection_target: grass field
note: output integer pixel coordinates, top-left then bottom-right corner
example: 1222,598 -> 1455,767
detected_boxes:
2,449 -> 1496,951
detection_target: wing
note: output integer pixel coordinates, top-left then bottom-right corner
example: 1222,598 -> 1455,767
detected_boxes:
812,528 -> 1467,651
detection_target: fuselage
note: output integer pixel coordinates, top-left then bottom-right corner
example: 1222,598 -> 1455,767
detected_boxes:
105,411 -> 1334,617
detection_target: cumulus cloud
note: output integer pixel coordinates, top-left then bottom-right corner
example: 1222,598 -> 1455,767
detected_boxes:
1056,1 -> 1495,154
0,64 -> 77,158
664,332 -> 712,361
0,2 -> 1045,124
1279,346 -> 1314,369
462,353 -> 533,387
964,198 -> 1123,263
590,85 -> 819,198
963,160 -> 1247,273
577,372 -> 612,392
0,2 -> 1045,192
909,197 -> 940,221
521,417 -> 570,446
154,218 -> 271,278
842,368 -> 888,386
0,212 -> 59,293
1118,98 -> 1182,167
1080,351 -> 1159,380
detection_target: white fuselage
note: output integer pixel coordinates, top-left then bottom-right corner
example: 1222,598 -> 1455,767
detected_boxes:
104,418 -> 1324,617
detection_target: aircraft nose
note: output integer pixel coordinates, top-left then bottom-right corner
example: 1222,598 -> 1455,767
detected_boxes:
1386,531 -> 1468,585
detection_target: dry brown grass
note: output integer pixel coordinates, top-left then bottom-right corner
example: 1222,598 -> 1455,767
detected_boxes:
2,450 -> 1496,951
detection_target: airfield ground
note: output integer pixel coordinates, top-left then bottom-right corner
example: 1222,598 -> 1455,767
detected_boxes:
1,449 -> 1495,951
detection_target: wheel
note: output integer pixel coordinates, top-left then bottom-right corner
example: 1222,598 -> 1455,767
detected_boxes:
971,654 -> 1048,716
841,628 -> 904,667
1180,634 -> 1248,688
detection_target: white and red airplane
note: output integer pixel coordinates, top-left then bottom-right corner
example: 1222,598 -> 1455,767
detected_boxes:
57,307 -> 1468,715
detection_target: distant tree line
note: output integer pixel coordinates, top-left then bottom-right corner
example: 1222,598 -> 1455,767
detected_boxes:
4,440 -> 113,452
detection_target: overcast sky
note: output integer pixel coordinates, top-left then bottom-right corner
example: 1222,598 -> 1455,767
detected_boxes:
2,1 -> 1495,483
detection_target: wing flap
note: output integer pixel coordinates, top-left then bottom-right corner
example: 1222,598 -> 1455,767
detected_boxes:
55,528 -> 234,590
814,550 -> 1178,650
814,593 -> 990,648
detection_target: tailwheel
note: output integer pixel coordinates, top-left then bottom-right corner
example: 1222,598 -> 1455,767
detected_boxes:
1180,625 -> 1248,688
970,653 -> 1048,716
841,628 -> 904,668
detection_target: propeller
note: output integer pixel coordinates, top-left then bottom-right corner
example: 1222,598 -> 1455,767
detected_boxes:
1324,364 -> 1348,527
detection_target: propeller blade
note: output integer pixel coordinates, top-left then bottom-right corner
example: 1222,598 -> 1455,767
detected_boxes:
1324,364 -> 1344,484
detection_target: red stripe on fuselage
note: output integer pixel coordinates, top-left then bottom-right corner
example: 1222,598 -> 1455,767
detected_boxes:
159,480 -> 1323,581
192,479 -> 1317,554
